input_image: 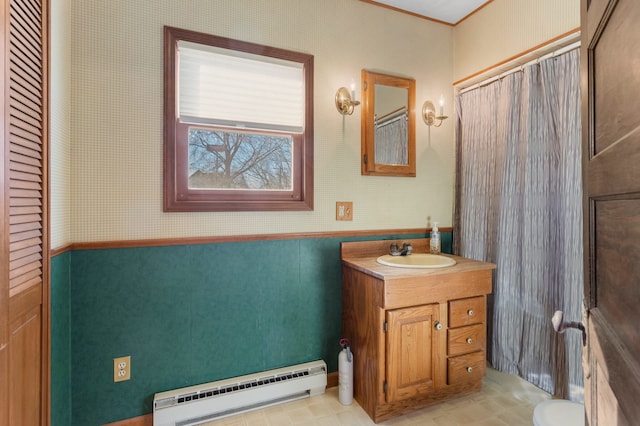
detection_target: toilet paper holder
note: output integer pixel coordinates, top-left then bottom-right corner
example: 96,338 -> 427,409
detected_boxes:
552,310 -> 586,346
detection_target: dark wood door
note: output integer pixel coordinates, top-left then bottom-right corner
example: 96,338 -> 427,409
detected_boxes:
581,0 -> 640,424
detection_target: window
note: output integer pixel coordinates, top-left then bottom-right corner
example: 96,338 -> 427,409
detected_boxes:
164,27 -> 314,211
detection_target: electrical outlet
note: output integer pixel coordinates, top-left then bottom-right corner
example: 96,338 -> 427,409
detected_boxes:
336,201 -> 353,221
113,356 -> 131,382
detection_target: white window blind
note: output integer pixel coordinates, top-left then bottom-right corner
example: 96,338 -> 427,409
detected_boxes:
178,41 -> 305,133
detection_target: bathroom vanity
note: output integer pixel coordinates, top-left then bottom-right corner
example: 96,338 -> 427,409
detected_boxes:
341,238 -> 495,423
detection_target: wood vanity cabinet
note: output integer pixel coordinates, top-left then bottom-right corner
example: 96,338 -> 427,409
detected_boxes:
341,239 -> 495,423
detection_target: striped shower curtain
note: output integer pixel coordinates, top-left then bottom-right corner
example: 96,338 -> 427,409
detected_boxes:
454,49 -> 583,401
375,117 -> 408,165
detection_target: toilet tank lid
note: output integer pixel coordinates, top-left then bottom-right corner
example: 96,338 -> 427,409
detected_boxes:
533,400 -> 584,426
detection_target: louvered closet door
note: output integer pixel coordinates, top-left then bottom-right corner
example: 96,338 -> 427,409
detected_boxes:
1,0 -> 49,424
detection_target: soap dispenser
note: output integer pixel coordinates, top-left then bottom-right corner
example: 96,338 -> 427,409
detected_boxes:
430,222 -> 440,254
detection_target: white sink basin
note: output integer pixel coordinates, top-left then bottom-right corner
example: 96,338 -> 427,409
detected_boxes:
376,253 -> 457,269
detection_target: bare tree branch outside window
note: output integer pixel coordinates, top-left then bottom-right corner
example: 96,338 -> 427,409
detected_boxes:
188,128 -> 293,190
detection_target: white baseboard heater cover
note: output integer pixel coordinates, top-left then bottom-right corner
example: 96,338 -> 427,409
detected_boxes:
153,360 -> 327,426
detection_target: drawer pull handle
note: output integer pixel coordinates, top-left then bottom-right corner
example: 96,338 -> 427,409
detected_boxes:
467,367 -> 473,373
434,321 -> 443,330
466,338 -> 473,344
467,309 -> 474,316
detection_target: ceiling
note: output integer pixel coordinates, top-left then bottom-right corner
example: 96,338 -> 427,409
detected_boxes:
364,0 -> 492,25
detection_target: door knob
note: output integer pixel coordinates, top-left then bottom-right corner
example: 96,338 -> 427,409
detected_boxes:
552,310 -> 586,346
434,321 -> 443,330
467,309 -> 474,316
466,338 -> 473,344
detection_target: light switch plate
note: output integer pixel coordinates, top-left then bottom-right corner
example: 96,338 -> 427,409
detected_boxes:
336,202 -> 353,221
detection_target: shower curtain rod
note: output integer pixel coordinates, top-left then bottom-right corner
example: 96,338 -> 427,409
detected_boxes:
458,41 -> 581,95
375,106 -> 407,128
376,106 -> 407,122
375,113 -> 406,129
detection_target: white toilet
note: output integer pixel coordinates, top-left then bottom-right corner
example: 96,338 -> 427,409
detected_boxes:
533,400 -> 584,426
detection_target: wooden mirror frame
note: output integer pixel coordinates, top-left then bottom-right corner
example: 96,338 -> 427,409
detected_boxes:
361,69 -> 416,177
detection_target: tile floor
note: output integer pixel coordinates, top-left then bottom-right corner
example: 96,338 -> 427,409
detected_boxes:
203,366 -> 551,425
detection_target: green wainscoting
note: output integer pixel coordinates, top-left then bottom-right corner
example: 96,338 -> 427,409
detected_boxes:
51,252 -> 72,426
50,232 -> 451,425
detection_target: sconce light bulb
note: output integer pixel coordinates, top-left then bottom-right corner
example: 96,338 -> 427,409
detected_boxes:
439,95 -> 444,116
350,82 -> 356,100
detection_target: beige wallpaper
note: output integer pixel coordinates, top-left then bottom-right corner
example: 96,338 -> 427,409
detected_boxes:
61,0 -> 455,244
50,0 -> 72,248
453,0 -> 580,83
51,0 -> 581,246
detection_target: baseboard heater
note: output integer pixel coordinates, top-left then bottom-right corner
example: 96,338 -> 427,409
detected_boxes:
153,360 -> 327,426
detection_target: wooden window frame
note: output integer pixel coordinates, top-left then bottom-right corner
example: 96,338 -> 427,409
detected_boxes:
163,26 -> 314,212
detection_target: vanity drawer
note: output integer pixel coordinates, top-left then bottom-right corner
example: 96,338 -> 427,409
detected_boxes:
448,296 -> 485,327
447,351 -> 485,385
448,324 -> 486,356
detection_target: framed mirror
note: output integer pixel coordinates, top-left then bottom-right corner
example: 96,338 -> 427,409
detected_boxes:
361,69 -> 416,176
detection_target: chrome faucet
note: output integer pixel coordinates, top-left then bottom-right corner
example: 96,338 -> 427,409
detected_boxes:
389,242 -> 412,256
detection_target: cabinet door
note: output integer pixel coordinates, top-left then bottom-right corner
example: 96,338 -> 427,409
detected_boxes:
386,304 -> 441,402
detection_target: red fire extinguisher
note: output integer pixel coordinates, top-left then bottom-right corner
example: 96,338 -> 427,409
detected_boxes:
338,338 -> 353,405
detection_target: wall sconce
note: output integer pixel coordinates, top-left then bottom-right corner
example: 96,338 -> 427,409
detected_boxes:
422,95 -> 448,127
335,84 -> 360,116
